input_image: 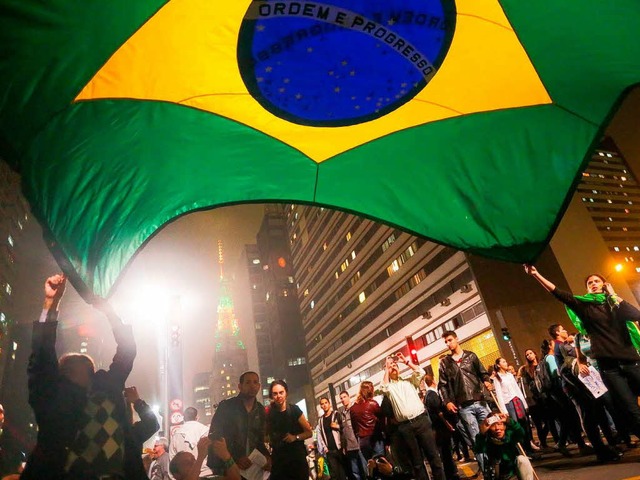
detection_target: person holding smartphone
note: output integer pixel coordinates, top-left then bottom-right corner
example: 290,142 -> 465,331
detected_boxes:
380,352 -> 445,480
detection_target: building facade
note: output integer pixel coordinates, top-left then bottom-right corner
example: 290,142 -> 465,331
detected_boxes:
577,136 -> 640,294
192,371 -> 213,420
234,206 -> 312,409
285,205 -> 500,407
0,161 -> 29,389
211,241 -> 249,408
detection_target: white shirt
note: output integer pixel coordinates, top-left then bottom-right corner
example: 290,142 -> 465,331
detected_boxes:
381,373 -> 425,422
492,372 -> 528,414
169,420 -> 212,476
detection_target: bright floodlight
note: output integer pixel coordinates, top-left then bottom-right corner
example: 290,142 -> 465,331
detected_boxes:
615,264 -> 623,272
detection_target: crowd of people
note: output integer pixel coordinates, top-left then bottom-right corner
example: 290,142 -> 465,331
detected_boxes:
0,263 -> 639,480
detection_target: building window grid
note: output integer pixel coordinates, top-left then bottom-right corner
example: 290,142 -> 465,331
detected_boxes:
313,297 -> 484,385
306,237 -> 424,338
310,259 -> 469,369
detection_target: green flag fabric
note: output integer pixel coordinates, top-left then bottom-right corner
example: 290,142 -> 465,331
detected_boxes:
1,0 -> 639,298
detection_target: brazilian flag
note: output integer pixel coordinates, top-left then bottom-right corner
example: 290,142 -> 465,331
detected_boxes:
0,0 -> 639,299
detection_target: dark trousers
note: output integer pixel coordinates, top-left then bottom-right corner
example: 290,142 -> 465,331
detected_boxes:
326,449 -> 347,480
600,360 -> 640,438
433,424 -> 458,480
396,414 -> 445,480
345,450 -> 367,480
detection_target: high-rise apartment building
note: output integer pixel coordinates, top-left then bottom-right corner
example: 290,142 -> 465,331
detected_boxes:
577,136 -> 640,292
0,161 -> 29,388
211,241 -> 249,408
285,205 -> 500,405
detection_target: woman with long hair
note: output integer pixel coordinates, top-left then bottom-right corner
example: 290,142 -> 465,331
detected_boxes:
524,265 -> 640,440
518,349 -> 548,449
348,381 -> 384,460
492,357 -> 534,454
266,380 -> 313,480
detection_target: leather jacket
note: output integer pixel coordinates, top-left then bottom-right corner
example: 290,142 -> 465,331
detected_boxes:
438,350 -> 490,406
349,399 -> 382,438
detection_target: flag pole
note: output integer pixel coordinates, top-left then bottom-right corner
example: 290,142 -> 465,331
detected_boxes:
489,390 -> 540,480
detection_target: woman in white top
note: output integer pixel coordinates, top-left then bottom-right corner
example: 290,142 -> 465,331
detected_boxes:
492,357 -> 535,454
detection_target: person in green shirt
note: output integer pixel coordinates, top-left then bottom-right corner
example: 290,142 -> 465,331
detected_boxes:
474,413 -> 534,480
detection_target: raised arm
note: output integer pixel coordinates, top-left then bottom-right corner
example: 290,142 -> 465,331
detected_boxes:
28,275 -> 67,414
96,299 -> 136,385
524,264 -> 557,293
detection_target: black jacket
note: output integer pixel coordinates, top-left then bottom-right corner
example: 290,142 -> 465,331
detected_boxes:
438,350 -> 490,406
125,399 -> 160,479
207,396 -> 268,474
22,320 -> 137,480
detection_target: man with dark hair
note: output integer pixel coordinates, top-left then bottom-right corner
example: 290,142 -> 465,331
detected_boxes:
338,390 -> 367,480
22,274 -> 137,480
437,330 -> 492,472
316,397 -> 346,480
208,371 -> 270,477
170,406 -> 213,478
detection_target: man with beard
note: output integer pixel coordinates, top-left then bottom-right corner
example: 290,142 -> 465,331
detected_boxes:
208,371 -> 271,477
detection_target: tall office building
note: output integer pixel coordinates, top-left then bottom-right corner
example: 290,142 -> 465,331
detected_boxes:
235,243 -> 273,404
192,371 -> 213,420
235,206 -> 312,409
577,136 -> 640,293
211,241 -> 249,408
285,205 -> 500,405
0,161 -> 29,388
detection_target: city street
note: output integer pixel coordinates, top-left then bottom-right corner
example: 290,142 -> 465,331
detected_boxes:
457,444 -> 640,480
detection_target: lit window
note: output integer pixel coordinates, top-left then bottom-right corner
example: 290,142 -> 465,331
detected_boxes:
5,284 -> 11,295
0,312 -> 5,323
606,153 -> 613,158
12,341 -> 18,351
614,247 -> 620,252
282,289 -> 288,297
252,284 -> 257,290
310,300 -> 315,309
263,389 -> 269,396
636,267 -> 640,273
252,258 -> 261,265
621,176 -> 627,181
634,246 -> 639,252
598,152 -> 605,156
266,292 -> 270,301
358,292 -> 366,303
607,199 -> 612,204
351,250 -> 356,260
323,242 -> 328,250
7,235 -> 14,247
346,232 -> 352,241
288,276 -> 295,283
303,289 -> 309,297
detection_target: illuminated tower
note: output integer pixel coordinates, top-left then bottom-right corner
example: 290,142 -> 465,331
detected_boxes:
211,240 -> 249,408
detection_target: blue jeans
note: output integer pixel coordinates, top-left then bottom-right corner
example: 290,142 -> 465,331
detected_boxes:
458,401 -> 490,470
345,450 -> 367,480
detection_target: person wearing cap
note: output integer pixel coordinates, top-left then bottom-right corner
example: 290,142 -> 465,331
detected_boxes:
474,413 -> 534,480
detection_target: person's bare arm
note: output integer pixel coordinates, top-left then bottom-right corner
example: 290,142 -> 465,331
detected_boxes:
524,264 -> 557,293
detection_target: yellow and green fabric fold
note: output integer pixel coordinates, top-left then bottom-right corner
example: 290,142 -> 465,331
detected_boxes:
0,0 -> 639,299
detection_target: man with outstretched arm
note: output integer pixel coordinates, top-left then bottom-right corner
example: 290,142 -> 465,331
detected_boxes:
22,274 -> 138,480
